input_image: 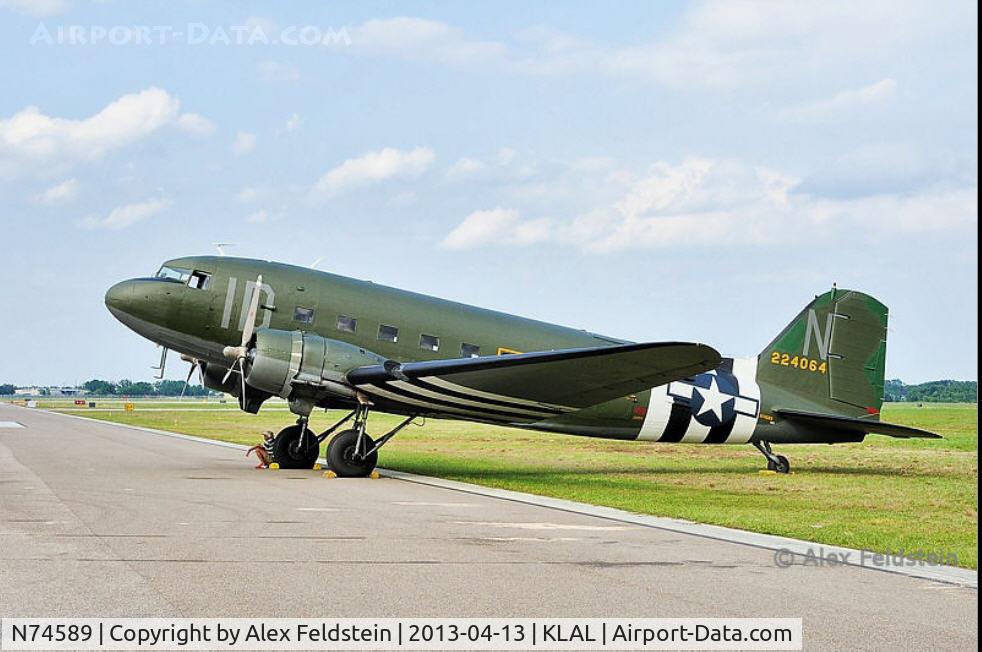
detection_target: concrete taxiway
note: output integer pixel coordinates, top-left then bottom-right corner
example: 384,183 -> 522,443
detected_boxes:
0,404 -> 977,649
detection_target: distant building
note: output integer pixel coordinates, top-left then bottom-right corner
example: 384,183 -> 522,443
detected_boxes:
13,386 -> 87,397
50,387 -> 86,397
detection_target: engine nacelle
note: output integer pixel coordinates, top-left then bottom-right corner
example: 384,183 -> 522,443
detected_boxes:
244,328 -> 385,399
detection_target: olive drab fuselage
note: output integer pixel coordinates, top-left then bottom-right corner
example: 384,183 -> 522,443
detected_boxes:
106,255 -> 935,454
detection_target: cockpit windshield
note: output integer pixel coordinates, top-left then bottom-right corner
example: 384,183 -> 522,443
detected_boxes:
156,265 -> 192,283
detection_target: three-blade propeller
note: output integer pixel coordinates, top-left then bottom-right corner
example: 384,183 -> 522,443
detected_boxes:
178,355 -> 204,400
221,274 -> 263,407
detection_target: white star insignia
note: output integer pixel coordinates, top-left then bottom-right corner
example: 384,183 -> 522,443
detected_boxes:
694,375 -> 730,422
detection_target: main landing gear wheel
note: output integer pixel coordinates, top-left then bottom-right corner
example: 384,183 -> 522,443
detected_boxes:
327,429 -> 378,478
272,424 -> 319,469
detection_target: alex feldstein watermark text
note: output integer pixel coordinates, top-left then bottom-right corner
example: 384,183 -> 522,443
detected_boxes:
29,23 -> 352,47
0,618 -> 802,650
773,546 -> 958,569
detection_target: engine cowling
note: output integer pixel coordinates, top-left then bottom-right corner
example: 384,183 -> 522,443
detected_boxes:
244,328 -> 385,399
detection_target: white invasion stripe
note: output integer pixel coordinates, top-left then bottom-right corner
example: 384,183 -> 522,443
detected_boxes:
221,277 -> 237,328
423,376 -> 576,412
637,386 -> 672,441
731,356 -> 759,386
390,381 -> 553,418
357,385 -> 525,423
680,417 -> 711,443
727,414 -> 755,444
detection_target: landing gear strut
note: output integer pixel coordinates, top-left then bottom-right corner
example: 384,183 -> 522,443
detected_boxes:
324,395 -> 417,477
269,393 -> 417,476
753,440 -> 790,474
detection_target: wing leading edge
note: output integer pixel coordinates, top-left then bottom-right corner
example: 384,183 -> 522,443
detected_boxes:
347,341 -> 721,422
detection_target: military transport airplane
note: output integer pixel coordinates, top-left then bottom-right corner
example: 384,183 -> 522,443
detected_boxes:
105,256 -> 939,477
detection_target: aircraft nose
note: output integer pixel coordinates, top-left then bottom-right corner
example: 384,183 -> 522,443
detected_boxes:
104,279 -> 136,315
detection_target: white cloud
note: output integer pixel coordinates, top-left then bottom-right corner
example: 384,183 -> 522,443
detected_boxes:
245,209 -> 268,223
351,17 -> 507,66
236,186 -> 260,202
37,177 -> 79,204
175,112 -> 215,136
592,3 -> 942,87
313,146 -> 435,197
441,208 -> 552,249
441,158 -> 977,252
0,0 -> 70,16
446,157 -> 485,180
0,87 -> 207,168
344,4 -> 965,88
232,131 -> 256,155
779,79 -> 898,121
285,113 -> 302,132
80,198 -> 170,230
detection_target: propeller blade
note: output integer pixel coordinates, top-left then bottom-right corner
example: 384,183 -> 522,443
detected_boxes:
179,363 -> 195,400
241,274 -> 263,347
221,364 -> 236,384
238,358 -> 247,408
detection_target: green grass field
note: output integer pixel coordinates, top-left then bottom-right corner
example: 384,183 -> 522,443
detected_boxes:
35,399 -> 978,568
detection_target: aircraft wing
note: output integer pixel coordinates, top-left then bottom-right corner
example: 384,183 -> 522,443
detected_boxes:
346,341 -> 720,420
774,409 -> 942,439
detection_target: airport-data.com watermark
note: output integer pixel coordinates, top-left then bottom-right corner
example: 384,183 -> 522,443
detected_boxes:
29,23 -> 352,47
773,546 -> 958,569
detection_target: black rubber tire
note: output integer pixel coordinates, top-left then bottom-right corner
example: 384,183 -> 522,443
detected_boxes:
766,458 -> 777,471
327,429 -> 378,478
271,425 -> 320,469
773,455 -> 791,474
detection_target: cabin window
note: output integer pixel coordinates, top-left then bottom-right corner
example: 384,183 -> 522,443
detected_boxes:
378,324 -> 399,343
419,334 -> 440,352
293,307 -> 315,324
337,315 -> 357,333
460,343 -> 481,358
187,270 -> 211,290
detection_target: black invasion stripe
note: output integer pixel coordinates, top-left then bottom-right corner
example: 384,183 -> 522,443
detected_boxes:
659,401 -> 692,443
705,414 -> 736,443
369,382 -> 531,421
718,358 -> 734,374
409,378 -> 563,416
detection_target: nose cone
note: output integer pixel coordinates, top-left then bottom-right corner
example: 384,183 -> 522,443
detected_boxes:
104,280 -> 135,317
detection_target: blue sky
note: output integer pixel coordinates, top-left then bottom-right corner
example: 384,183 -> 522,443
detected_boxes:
0,0 -> 976,385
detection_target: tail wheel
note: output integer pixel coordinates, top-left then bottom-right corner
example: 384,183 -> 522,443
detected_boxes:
272,425 -> 319,469
773,455 -> 790,474
327,429 -> 378,477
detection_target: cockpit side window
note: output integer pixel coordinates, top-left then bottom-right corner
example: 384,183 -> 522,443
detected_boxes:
188,270 -> 211,290
156,265 -> 192,283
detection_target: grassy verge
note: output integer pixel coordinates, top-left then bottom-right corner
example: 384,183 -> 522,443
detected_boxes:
46,400 -> 977,568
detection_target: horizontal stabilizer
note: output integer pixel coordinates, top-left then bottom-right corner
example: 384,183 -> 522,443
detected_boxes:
775,409 -> 942,439
348,341 -> 721,412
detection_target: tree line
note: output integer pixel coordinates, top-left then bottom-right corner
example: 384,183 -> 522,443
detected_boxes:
883,379 -> 977,403
80,379 -> 215,397
0,379 -> 213,397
